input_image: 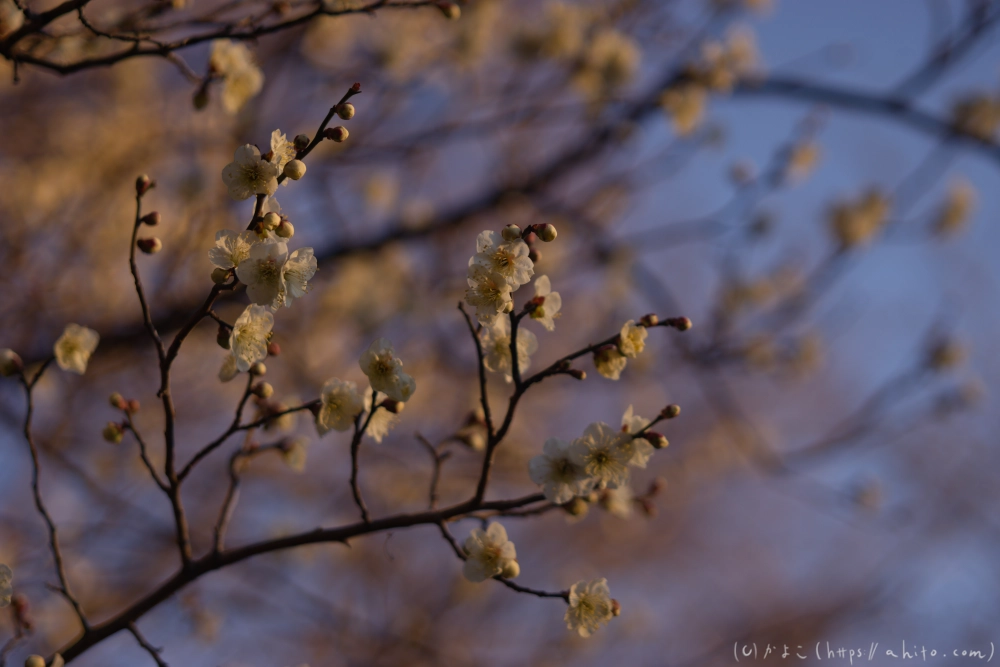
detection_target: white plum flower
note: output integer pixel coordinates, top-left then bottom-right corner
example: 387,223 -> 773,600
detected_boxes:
619,405 -> 654,468
316,378 -> 364,435
465,263 -> 513,325
565,578 -> 615,637
280,248 -> 317,307
270,129 -> 297,175
222,145 -> 278,201
218,353 -> 239,383
472,230 -> 534,288
209,40 -> 264,114
0,564 -> 11,607
209,229 -> 257,270
462,523 -> 518,583
54,324 -> 99,374
481,316 -> 537,383
364,387 -> 400,443
570,422 -> 631,489
529,437 -> 592,504
528,275 -> 562,331
236,240 -> 287,307
281,438 -> 308,473
617,320 -> 647,358
600,485 -> 634,518
594,346 -> 627,380
229,304 -> 273,372
359,338 -> 416,403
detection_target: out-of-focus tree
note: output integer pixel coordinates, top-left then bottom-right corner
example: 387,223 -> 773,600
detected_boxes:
0,0 -> 998,665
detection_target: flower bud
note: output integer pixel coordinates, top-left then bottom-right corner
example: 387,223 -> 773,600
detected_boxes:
642,431 -> 668,449
436,1 -> 460,19
325,126 -> 349,142
523,231 -> 538,245
275,220 -> 295,238
192,87 -> 209,110
661,404 -> 681,419
502,301 -> 514,313
528,248 -> 541,263
25,656 -> 45,667
262,211 -> 281,231
563,497 -> 589,517
109,392 -> 127,410
293,134 -> 310,150
137,237 -> 162,255
0,349 -> 23,377
568,369 -> 586,380
380,398 -> 404,414
126,399 -> 140,414
250,362 -> 267,376
611,599 -> 621,616
336,102 -> 355,120
211,267 -> 231,284
217,325 -> 231,350
102,421 -> 124,445
501,224 -> 521,241
639,313 -> 659,327
283,159 -> 307,180
537,223 -> 558,242
140,211 -> 160,226
135,174 -> 153,196
501,560 -> 520,579
667,316 -> 692,331
252,381 -> 274,399
267,341 -> 281,357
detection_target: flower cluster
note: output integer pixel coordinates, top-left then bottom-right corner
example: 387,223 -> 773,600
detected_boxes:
592,319 -> 649,380
209,39 -> 264,114
314,338 -> 415,441
464,224 -> 561,382
529,405 -> 665,504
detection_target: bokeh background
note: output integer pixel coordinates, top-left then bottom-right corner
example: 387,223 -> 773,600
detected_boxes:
1,0 -> 999,664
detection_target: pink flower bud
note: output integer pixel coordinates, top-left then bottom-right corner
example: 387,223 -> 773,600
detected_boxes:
324,126 -> 349,142
136,237 -> 162,254
140,211 -> 160,226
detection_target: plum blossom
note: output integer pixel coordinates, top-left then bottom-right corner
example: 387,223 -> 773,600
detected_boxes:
529,437 -> 592,504
364,387 -> 400,443
462,523 -> 518,582
236,241 -> 317,309
270,129 -> 297,175
316,378 -> 364,435
229,305 -> 273,372
222,145 -> 278,200
471,230 -> 534,288
565,578 -> 615,637
617,320 -> 647,358
359,338 -> 416,403
54,324 -> 99,374
209,40 -> 264,114
593,346 -> 627,380
570,422 -> 631,489
618,405 -> 654,468
528,275 -> 562,331
209,229 -> 257,270
481,316 -> 537,383
465,263 -> 513,325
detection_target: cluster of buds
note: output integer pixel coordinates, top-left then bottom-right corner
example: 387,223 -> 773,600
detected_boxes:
256,210 -> 294,240
514,223 -> 558,264
109,392 -> 140,414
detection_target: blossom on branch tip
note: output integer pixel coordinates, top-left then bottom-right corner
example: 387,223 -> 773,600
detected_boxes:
472,230 -> 534,288
316,378 -> 364,435
465,263 -> 513,325
270,129 -> 297,175
617,320 -> 647,358
209,229 -> 257,270
462,523 -> 517,583
565,578 -> 615,637
54,324 -> 99,374
229,305 -> 273,372
210,40 -> 264,114
528,275 -> 561,331
529,437 -> 592,504
618,406 -> 654,468
359,338 -> 416,403
481,316 -> 537,383
222,145 -> 278,200
570,422 -> 631,489
593,346 -> 626,380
